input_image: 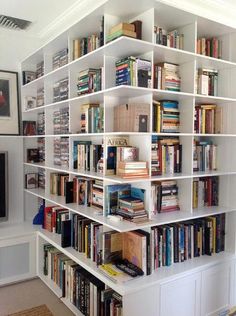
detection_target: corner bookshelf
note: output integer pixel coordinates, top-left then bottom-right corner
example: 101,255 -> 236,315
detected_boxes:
21,1 -> 236,315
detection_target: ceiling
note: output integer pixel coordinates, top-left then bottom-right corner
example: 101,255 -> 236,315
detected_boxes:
0,0 -> 81,37
0,0 -> 236,42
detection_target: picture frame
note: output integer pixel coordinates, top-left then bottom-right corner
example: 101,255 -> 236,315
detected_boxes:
0,70 -> 19,135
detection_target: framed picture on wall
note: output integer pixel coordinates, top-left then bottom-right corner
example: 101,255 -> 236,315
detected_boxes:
0,70 -> 19,135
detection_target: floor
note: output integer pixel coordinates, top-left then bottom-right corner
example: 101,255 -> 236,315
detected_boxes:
0,278 -> 74,316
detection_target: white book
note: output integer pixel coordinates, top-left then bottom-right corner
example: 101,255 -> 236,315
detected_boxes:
94,285 -> 98,316
199,74 -> 208,95
48,251 -> 51,280
90,282 -> 94,316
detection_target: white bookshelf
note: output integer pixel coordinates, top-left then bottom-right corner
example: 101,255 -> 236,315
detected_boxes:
21,1 -> 236,315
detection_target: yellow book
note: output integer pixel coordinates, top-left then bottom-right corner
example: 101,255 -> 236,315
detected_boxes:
193,181 -> 198,209
209,217 -> 216,253
202,108 -> 206,134
156,105 -> 161,133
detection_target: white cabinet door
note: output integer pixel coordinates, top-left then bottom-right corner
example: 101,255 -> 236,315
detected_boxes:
160,273 -> 201,316
0,234 -> 36,286
201,261 -> 234,316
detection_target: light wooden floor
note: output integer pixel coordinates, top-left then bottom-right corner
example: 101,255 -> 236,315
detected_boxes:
0,278 -> 74,316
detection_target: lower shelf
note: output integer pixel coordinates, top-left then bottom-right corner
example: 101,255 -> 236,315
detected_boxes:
37,226 -> 236,296
39,273 -> 83,316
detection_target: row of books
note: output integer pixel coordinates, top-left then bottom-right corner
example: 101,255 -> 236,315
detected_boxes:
52,48 -> 68,70
153,62 -> 181,91
50,173 -> 104,212
73,16 -> 104,60
151,214 -> 225,270
154,26 -> 184,50
194,104 -> 223,134
77,68 -> 102,95
66,215 -> 103,262
54,137 -> 69,167
115,56 -> 152,88
80,104 -> 104,133
105,184 -> 148,223
197,68 -> 218,96
53,107 -> 69,134
192,176 -> 219,208
113,103 -> 150,133
50,173 -> 69,196
196,37 -> 222,59
43,244 -> 122,315
151,136 -> 182,176
42,204 -> 226,283
73,35 -> 101,59
73,140 -> 103,173
193,140 -> 217,172
43,205 -> 69,234
53,77 -> 69,102
153,100 -> 180,133
150,180 -> 179,215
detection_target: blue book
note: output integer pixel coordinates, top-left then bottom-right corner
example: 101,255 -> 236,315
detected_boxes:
131,187 -> 145,202
166,227 -> 172,266
161,100 -> 179,108
106,146 -> 117,174
179,225 -> 185,262
105,184 -> 131,216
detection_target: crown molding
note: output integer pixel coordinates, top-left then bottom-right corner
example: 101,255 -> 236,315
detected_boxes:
38,0 -> 108,41
38,0 -> 236,44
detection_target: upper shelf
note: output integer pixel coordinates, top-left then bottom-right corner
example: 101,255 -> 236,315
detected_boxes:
22,36 -> 236,91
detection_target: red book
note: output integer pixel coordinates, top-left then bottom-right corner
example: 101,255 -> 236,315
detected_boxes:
44,206 -> 52,231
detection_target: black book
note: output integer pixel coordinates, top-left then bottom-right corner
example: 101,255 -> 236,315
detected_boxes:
220,213 -> 225,251
215,215 -> 221,253
205,221 -> 212,256
61,219 -> 71,248
173,225 -> 179,263
62,269 -> 66,297
65,181 -> 73,203
193,223 -> 199,257
138,69 -> 148,88
136,229 -> 151,275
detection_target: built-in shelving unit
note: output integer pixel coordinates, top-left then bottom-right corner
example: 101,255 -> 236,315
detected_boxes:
20,1 -> 236,315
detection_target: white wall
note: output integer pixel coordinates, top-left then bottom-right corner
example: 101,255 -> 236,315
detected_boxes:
0,29 -> 42,72
0,30 -> 42,225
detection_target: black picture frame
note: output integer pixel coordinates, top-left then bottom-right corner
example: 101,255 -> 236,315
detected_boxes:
0,70 -> 20,135
0,152 -> 8,222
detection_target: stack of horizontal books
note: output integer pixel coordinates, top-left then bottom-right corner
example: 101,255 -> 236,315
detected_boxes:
117,196 -> 148,223
106,22 -> 137,43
